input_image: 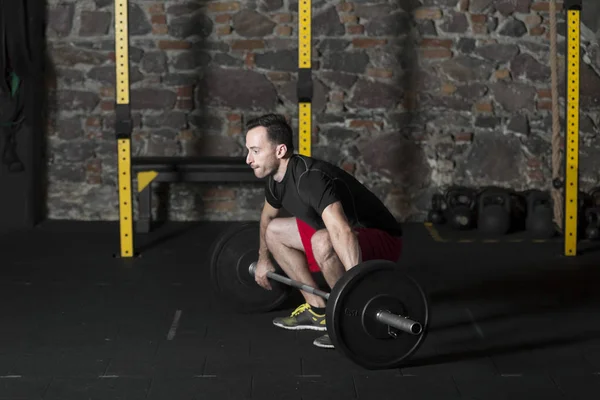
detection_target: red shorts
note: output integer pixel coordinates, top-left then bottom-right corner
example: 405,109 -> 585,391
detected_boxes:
296,218 -> 403,272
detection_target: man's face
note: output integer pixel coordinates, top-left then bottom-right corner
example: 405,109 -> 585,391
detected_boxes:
245,126 -> 284,179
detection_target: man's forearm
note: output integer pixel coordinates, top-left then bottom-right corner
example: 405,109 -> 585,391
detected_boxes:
330,228 -> 361,271
259,213 -> 274,259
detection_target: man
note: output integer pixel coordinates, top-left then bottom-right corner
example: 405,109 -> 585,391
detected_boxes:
245,113 -> 403,349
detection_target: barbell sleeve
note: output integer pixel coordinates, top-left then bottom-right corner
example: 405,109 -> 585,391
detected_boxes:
376,310 -> 423,335
249,262 -> 330,299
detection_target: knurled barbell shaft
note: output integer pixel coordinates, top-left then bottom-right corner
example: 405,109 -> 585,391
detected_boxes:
249,262 -> 330,299
249,262 -> 422,336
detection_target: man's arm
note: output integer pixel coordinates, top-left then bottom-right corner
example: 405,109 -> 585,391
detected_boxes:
321,201 -> 361,271
259,199 -> 280,260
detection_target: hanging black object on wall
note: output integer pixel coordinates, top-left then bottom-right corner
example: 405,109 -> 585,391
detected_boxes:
0,0 -> 46,232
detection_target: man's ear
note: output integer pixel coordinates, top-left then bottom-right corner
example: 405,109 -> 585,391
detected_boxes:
276,144 -> 287,158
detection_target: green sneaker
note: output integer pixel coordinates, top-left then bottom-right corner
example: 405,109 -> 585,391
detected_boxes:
272,303 -> 327,331
313,334 -> 334,349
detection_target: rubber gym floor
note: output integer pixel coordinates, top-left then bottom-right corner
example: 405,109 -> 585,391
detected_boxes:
1,221 -> 600,399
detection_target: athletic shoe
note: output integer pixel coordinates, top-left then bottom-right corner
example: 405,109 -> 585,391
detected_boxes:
313,334 -> 334,349
272,303 -> 327,331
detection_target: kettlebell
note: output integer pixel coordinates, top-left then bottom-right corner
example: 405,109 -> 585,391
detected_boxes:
445,186 -> 476,230
427,193 -> 446,224
584,187 -> 600,240
585,208 -> 600,240
525,190 -> 555,238
477,187 -> 512,235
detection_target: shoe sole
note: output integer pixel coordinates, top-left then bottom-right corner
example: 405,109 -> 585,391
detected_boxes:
273,322 -> 327,331
313,341 -> 334,349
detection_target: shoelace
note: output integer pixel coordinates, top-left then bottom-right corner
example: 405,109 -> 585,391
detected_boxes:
291,303 -> 311,317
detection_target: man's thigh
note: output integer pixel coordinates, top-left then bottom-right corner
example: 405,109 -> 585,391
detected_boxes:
267,217 -> 305,252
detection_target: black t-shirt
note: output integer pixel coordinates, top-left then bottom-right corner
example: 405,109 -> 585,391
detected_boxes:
265,155 -> 402,237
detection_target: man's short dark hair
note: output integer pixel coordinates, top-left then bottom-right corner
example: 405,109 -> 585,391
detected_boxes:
246,113 -> 295,156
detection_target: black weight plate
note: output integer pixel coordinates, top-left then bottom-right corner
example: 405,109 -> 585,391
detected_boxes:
209,222 -> 290,313
326,260 -> 429,370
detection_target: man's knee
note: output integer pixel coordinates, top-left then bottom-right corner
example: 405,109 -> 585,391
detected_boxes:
311,230 -> 335,263
264,218 -> 283,250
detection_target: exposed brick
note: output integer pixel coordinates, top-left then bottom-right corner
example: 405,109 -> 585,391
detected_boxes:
537,101 -> 552,111
273,13 -> 293,23
275,26 -> 293,36
86,117 -> 102,127
420,48 -> 453,59
153,25 -> 168,35
207,2 -> 240,13
203,188 -> 236,200
178,129 -> 194,140
86,159 -> 102,173
346,24 -> 364,35
245,53 -> 255,68
453,132 -> 473,142
148,4 -> 165,15
173,99 -> 192,110
336,2 -> 354,12
100,100 -> 114,111
471,14 -> 486,24
87,175 -> 103,185
531,2 -> 563,12
419,38 -> 453,48
527,170 -> 544,181
495,69 -> 511,80
231,40 -> 265,50
349,120 -> 383,130
267,71 -> 291,81
537,89 -> 552,98
340,14 -> 358,24
342,162 -> 356,174
205,200 -> 237,212
177,86 -> 194,98
227,113 -> 242,122
215,14 -> 231,23
413,8 -> 442,20
152,15 -> 167,24
108,52 -> 115,62
353,38 -> 387,48
177,129 -> 194,140
217,26 -> 232,36
530,26 -> 545,36
158,40 -> 192,50
366,68 -> 393,79
228,123 -> 242,136
527,157 -> 542,168
86,130 -> 103,140
442,83 -> 457,95
476,102 -> 493,113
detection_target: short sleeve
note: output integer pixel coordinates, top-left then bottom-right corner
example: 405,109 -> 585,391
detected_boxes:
298,170 -> 340,216
264,178 -> 283,209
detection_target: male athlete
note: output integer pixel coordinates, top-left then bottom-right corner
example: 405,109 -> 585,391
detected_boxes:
245,114 -> 403,349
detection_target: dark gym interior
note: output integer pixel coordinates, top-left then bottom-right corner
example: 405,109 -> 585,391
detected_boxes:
2,0 -> 600,399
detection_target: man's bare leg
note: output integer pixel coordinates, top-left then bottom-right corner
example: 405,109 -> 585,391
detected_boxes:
265,218 -> 326,308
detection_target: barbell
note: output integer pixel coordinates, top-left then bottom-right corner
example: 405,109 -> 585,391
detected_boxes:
209,221 -> 429,370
